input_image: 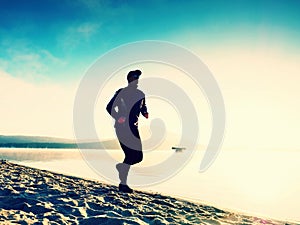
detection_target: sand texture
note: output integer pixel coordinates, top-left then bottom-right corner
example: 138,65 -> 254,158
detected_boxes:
0,160 -> 296,225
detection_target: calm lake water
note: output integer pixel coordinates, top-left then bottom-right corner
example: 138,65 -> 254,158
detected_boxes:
1,148 -> 299,222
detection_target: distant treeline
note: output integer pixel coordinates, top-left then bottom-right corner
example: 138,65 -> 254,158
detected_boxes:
0,142 -> 105,149
0,135 -> 119,149
0,142 -> 71,148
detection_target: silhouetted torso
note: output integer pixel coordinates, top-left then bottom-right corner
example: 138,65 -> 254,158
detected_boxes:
106,85 -> 147,128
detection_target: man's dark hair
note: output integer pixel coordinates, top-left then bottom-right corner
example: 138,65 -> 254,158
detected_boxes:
127,70 -> 142,82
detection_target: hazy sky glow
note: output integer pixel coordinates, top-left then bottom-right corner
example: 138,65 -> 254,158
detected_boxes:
1,0 -> 300,150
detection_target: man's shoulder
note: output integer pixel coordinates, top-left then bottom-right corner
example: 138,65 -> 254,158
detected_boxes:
136,89 -> 145,96
115,88 -> 124,94
119,87 -> 145,98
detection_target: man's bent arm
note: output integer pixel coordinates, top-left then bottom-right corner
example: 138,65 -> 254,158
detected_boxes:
141,98 -> 148,118
106,90 -> 120,120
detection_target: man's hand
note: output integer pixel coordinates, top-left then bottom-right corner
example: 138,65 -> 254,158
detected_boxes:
144,113 -> 149,119
117,116 -> 126,124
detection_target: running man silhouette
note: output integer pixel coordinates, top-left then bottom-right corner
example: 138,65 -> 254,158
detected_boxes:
106,69 -> 149,193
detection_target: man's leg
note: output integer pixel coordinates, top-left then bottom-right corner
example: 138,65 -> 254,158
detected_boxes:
116,156 -> 133,193
115,126 -> 142,193
115,128 -> 133,193
116,162 -> 130,185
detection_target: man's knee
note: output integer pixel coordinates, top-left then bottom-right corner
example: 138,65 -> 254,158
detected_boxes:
130,152 -> 143,165
135,152 -> 143,164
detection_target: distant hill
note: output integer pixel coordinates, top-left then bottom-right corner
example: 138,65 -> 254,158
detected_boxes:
0,135 -> 119,149
0,135 -> 74,144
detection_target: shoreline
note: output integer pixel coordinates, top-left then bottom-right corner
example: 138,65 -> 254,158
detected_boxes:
0,160 -> 296,224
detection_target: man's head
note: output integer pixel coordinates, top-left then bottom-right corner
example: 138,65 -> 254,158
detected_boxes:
127,69 -> 142,84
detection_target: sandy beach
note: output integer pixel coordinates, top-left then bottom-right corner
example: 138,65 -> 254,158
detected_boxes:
0,160 -> 295,225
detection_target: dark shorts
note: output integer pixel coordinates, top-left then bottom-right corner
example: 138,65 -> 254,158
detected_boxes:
115,125 -> 143,165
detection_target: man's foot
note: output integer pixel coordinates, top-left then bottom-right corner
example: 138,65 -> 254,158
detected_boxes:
118,184 -> 133,193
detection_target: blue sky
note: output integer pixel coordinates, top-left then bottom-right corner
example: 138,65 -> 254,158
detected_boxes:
1,0 -> 299,82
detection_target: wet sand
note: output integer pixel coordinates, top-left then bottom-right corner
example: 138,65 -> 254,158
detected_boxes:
0,160 -> 295,225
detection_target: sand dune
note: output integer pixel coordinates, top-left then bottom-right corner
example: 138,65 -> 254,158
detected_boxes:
0,160 -> 295,225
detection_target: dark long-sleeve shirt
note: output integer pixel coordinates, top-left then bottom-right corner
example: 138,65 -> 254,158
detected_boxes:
106,86 -> 148,127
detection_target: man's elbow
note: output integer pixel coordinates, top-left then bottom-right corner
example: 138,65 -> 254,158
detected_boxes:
106,105 -> 111,115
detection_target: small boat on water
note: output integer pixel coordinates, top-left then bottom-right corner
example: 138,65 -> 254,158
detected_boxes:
171,146 -> 186,152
